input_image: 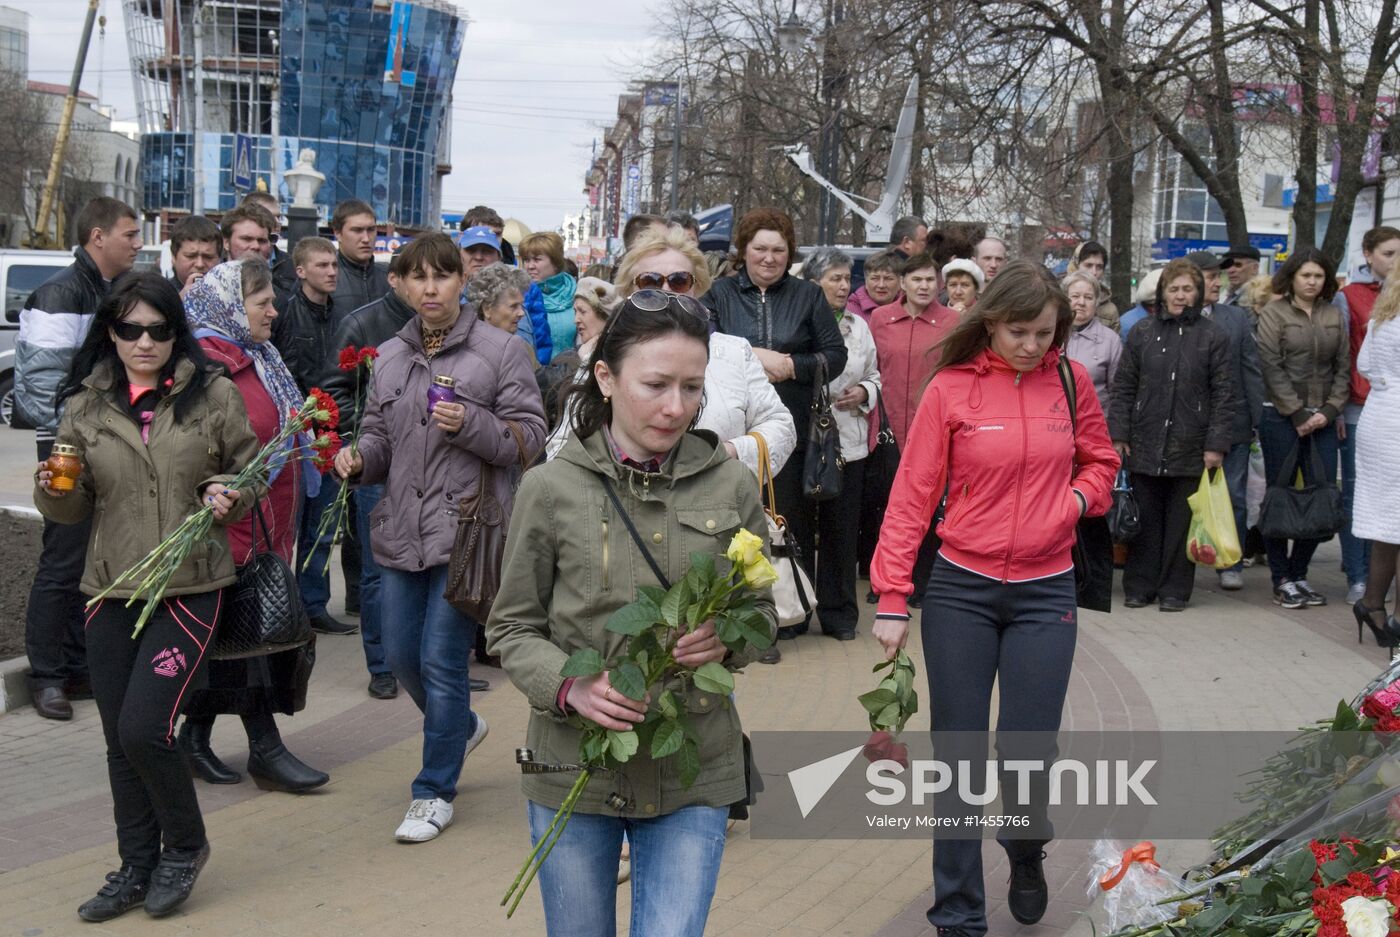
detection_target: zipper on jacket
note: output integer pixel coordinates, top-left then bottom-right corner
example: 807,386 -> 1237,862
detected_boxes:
1004,373 -> 1028,582
601,518 -> 611,591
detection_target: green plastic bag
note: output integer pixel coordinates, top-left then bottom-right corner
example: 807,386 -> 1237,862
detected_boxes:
1186,468 -> 1242,569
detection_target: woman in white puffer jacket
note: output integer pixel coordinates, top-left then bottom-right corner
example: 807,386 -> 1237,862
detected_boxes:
801,247 -> 881,640
544,228 -> 796,481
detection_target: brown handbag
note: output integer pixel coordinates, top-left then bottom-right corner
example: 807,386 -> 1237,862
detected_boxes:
444,421 -> 532,622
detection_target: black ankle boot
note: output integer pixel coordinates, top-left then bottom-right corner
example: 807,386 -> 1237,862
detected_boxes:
144,843 -> 209,917
246,733 -> 329,793
177,720 -> 242,785
78,865 -> 149,922
1006,841 -> 1049,925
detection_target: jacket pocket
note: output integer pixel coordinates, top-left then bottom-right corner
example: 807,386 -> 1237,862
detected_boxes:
945,484 -> 973,528
676,508 -> 743,563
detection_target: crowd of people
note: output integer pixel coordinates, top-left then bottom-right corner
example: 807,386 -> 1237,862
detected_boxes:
14,192 -> 1400,934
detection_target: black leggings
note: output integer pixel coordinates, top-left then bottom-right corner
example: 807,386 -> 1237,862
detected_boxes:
87,591 -> 220,871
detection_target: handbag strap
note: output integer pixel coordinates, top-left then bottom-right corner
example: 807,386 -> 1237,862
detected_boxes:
875,392 -> 894,444
747,431 -> 779,517
1274,434 -> 1326,489
599,476 -> 672,591
1057,356 -> 1079,438
246,493 -> 273,563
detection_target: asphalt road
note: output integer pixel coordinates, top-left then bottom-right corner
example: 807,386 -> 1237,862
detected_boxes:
0,425 -> 38,510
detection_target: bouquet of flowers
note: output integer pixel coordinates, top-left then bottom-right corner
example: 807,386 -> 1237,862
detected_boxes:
501,529 -> 777,917
1212,676 -> 1400,861
86,390 -> 341,637
302,345 -> 377,574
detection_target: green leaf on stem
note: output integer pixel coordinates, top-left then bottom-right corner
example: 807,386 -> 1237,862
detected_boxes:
714,613 -> 742,644
609,662 -> 647,701
858,688 -> 898,715
607,600 -> 661,636
677,737 -> 701,788
689,551 -> 716,581
692,662 -> 734,695
651,720 -> 684,759
607,729 -> 639,763
657,690 -> 680,720
561,648 -> 606,677
660,580 -> 689,630
638,585 -> 668,607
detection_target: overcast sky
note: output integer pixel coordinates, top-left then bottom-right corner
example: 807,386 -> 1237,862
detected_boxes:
14,0 -> 650,231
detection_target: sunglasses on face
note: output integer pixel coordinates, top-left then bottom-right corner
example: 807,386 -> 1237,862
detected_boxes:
112,320 -> 175,343
632,271 -> 695,293
627,288 -> 710,322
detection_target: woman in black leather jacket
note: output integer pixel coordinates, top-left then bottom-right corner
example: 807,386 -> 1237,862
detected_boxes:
702,208 -> 847,638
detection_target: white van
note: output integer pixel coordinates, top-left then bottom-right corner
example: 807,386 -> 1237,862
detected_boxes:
0,249 -> 75,425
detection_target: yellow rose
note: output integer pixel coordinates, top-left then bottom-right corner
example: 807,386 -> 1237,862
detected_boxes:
727,529 -> 765,568
741,553 -> 778,590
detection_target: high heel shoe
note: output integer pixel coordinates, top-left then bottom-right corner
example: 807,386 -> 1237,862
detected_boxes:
1353,600 -> 1395,647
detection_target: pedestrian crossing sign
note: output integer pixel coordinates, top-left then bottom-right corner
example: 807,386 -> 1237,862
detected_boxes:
234,134 -> 255,191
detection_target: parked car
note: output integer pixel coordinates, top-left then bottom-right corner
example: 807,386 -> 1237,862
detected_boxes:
1,249 -> 75,426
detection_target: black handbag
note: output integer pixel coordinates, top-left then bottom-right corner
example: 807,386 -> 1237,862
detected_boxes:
212,498 -> 313,660
1258,435 -> 1345,542
803,354 -> 844,501
1058,359 -> 1114,613
1106,469 -> 1142,544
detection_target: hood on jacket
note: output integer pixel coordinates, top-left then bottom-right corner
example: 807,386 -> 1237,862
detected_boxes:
554,424 -> 729,488
198,334 -> 254,377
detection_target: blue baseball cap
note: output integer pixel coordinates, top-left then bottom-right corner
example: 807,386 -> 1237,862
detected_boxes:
458,225 -> 502,253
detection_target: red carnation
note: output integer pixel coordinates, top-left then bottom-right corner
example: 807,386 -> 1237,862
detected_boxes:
309,388 -> 340,429
312,431 -> 343,474
338,346 -> 360,371
358,346 -> 379,364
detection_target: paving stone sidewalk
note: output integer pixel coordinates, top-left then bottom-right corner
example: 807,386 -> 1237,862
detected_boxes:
0,541 -> 1385,937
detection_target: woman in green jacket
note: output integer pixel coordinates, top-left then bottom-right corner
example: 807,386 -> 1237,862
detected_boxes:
487,290 -> 776,937
35,273 -> 261,923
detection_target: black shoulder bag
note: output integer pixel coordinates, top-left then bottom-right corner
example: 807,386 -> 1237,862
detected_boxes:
1057,359 -> 1114,613
1257,434 -> 1344,541
213,497 -> 313,659
803,354 -> 844,501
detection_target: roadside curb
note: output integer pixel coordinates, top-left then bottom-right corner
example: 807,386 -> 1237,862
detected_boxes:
0,653 -> 28,715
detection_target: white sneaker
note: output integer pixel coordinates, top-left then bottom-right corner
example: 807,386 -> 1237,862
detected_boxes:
1219,569 -> 1244,591
395,798 -> 453,843
1348,582 -> 1368,605
464,713 -> 489,759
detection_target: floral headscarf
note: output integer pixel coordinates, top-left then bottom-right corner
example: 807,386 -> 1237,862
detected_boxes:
184,261 -> 317,496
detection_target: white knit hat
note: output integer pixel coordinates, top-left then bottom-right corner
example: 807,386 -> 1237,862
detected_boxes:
1135,268 -> 1162,304
575,276 -> 621,317
941,258 -> 985,290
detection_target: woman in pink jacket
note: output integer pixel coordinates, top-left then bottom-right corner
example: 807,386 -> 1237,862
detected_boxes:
871,261 -> 1118,937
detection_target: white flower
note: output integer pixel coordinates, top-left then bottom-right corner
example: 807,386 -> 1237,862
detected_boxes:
1378,759 -> 1400,789
1341,895 -> 1392,937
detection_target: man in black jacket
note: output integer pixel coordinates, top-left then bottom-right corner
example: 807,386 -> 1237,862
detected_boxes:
272,236 -> 357,637
1187,251 -> 1265,592
166,215 -> 221,296
243,191 -> 298,297
329,199 -> 389,313
15,196 -> 141,719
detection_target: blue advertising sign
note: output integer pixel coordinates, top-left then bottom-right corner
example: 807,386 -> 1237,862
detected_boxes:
1151,233 -> 1289,262
233,134 -> 255,192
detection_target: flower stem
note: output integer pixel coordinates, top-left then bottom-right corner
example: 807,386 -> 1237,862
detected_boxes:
502,769 -> 591,917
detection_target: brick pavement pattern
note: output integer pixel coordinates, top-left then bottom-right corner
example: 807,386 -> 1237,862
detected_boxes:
0,542 -> 1385,937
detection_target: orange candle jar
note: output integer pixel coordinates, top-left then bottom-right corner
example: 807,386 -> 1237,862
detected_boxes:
46,444 -> 83,492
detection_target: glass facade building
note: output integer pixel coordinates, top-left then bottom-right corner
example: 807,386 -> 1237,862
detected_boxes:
127,0 -> 463,226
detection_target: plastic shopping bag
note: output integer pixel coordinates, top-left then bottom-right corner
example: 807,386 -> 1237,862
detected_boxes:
1245,440 -> 1266,529
1186,468 -> 1242,569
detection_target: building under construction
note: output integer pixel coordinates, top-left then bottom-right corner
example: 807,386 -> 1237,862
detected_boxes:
125,0 -> 464,227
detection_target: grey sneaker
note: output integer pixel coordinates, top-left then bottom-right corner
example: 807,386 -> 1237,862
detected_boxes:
1348,582 -> 1368,605
1219,569 -> 1244,591
1293,580 -> 1327,606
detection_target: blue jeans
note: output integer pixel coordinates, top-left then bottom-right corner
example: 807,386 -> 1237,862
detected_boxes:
1222,440 -> 1252,573
1339,418 -> 1372,585
295,473 -> 339,617
356,484 -> 390,676
380,563 -> 477,801
526,801 -> 727,937
1258,408 -> 1339,585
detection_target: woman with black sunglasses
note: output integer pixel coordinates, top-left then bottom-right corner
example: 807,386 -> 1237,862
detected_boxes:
35,273 -> 262,921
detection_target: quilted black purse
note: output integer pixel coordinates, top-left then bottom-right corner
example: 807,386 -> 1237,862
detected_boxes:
1106,470 -> 1142,544
803,354 -> 844,501
212,498 -> 312,660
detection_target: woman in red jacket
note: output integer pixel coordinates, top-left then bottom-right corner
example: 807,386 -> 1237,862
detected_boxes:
871,261 -> 1118,937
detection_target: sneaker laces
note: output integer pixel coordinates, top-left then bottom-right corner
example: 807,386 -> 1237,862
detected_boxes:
405,799 -> 437,822
1010,849 -> 1047,886
1295,580 -> 1314,593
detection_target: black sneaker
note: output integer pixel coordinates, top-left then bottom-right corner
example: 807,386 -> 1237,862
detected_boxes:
368,673 -> 398,699
78,866 -> 149,922
144,843 -> 210,917
1123,595 -> 1154,608
1006,846 -> 1049,925
1293,580 -> 1327,606
310,614 -> 359,635
1273,581 -> 1307,609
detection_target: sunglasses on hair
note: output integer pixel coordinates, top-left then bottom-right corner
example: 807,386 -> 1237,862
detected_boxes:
632,271 -> 695,293
626,288 -> 710,323
112,320 -> 175,343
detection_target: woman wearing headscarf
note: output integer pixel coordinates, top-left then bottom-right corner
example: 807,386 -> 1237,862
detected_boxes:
176,258 -> 329,794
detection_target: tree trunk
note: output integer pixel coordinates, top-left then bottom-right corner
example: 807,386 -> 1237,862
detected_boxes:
1105,105 -> 1137,310
1291,0 -> 1321,251
1204,0 -> 1250,247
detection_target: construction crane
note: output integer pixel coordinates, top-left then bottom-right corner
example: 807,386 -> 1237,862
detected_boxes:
25,0 -> 101,250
